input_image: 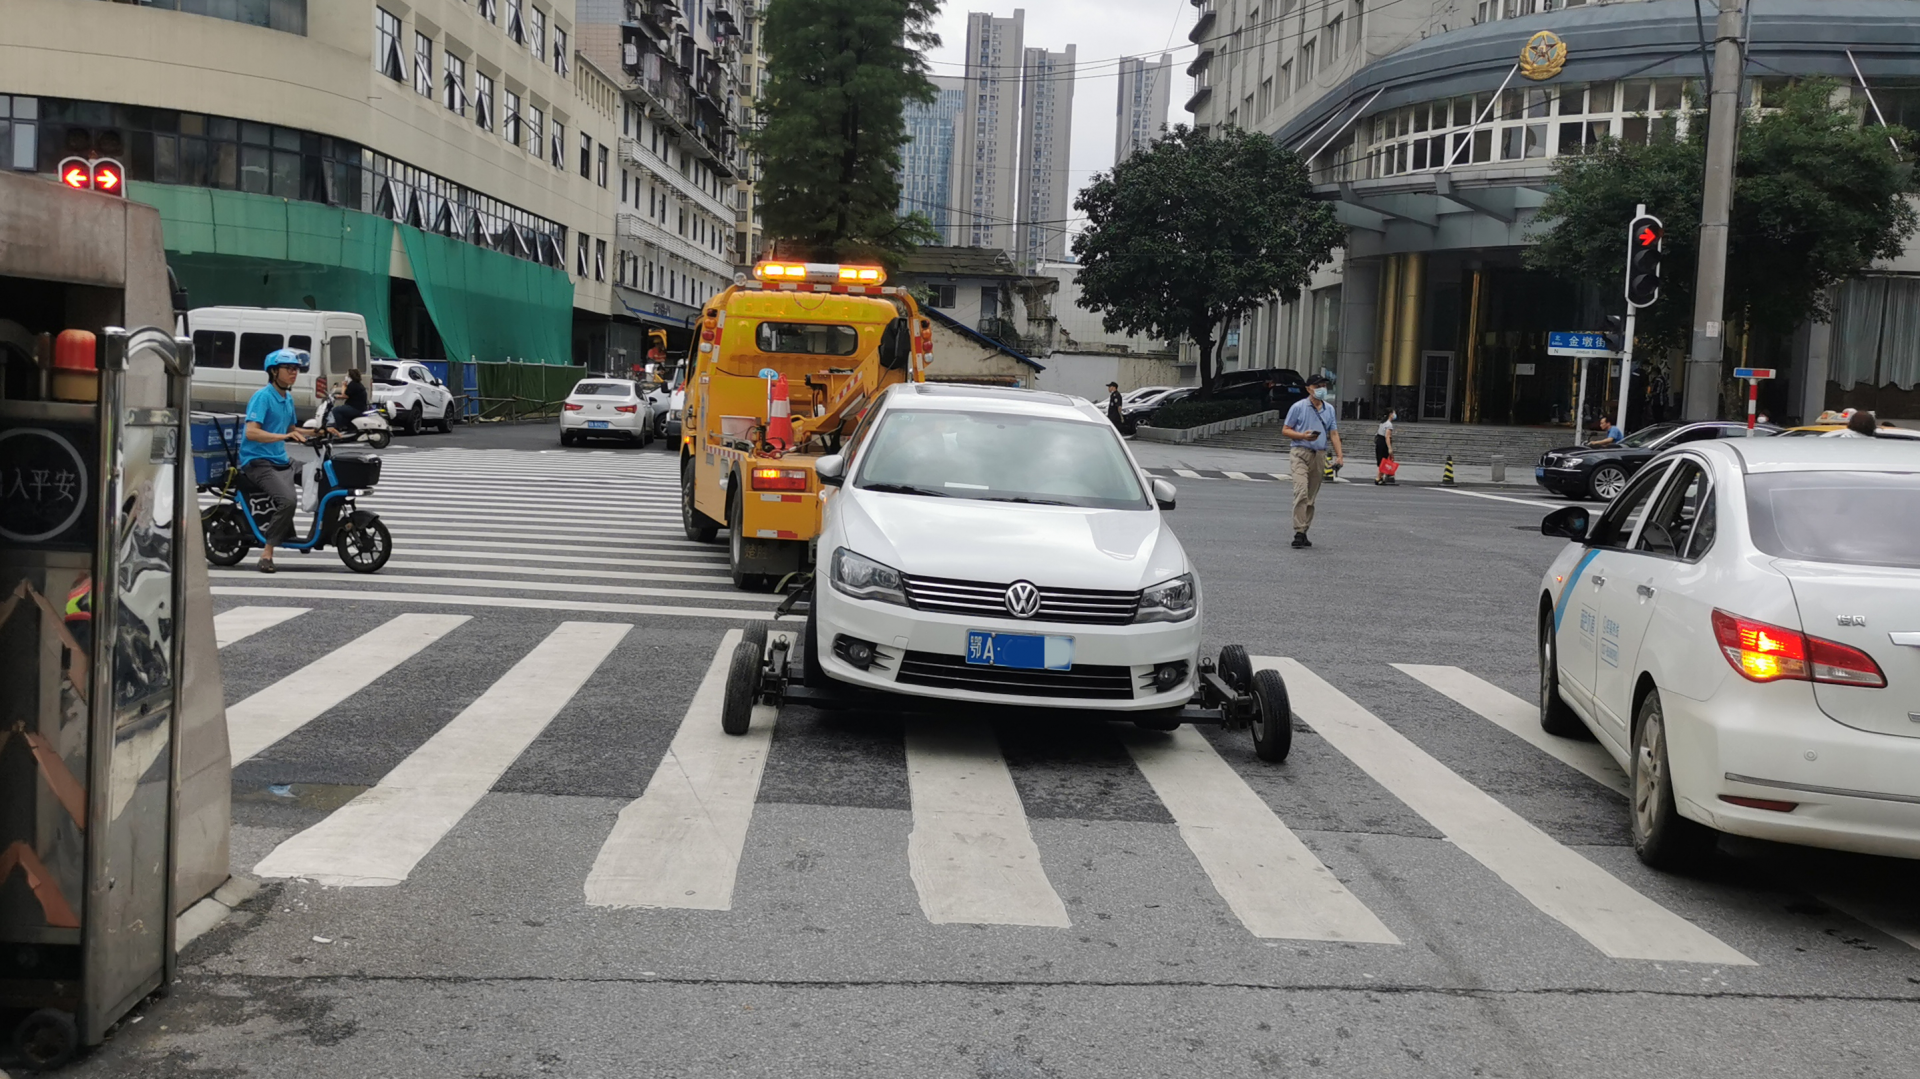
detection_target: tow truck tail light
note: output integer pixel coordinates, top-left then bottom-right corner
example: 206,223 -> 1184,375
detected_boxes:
615,404 -> 637,413
562,402 -> 583,411
1710,609 -> 1885,687
751,467 -> 807,491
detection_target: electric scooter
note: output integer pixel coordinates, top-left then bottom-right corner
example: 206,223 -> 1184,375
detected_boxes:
302,410 -> 393,448
200,428 -> 392,573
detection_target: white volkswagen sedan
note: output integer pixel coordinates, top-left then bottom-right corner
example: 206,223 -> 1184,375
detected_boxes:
809,383 -> 1199,720
559,378 -> 653,446
1536,438 -> 1920,868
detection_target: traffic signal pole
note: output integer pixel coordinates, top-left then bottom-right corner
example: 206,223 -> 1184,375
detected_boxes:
1683,0 -> 1749,421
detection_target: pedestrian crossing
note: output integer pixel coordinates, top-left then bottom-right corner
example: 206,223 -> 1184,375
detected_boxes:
204,603 -> 1920,966
201,446 -> 781,623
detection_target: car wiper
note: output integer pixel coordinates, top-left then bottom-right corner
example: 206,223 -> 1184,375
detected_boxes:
983,496 -> 1071,506
859,483 -> 949,497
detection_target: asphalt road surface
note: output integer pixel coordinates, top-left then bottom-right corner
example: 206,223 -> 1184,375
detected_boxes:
47,419 -> 1920,1079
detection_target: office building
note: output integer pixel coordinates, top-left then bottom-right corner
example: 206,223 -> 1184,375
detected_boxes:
951,9 -> 1024,252
1016,44 -> 1074,268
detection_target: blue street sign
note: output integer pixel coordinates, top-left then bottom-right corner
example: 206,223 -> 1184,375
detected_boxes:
1732,367 -> 1776,380
1546,331 -> 1616,358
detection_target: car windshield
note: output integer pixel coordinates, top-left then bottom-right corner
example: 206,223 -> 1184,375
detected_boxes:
1623,423 -> 1680,448
757,322 -> 859,356
855,408 -> 1149,510
371,363 -> 405,386
1746,470 -> 1920,570
571,382 -> 632,397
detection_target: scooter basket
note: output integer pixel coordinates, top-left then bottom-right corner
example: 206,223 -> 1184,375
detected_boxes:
330,453 -> 382,489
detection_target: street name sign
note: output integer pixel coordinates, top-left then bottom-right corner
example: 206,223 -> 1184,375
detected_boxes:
1547,331 -> 1616,358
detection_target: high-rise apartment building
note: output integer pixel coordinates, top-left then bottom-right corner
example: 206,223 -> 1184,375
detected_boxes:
950,9 -> 1024,251
1114,53 -> 1172,162
734,0 -> 770,269
1015,44 -> 1074,268
900,76 -> 966,242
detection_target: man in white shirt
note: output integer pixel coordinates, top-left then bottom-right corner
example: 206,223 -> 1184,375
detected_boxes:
1280,374 -> 1343,548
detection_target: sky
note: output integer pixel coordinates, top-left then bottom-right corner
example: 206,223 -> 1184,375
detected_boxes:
921,1 -> 1198,239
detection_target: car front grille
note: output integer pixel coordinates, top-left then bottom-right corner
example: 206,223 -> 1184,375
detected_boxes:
901,574 -> 1139,625
893,651 -> 1136,699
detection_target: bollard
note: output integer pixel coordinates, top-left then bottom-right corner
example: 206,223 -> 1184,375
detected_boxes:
1490,453 -> 1506,483
1323,453 -> 1336,481
1442,455 -> 1456,486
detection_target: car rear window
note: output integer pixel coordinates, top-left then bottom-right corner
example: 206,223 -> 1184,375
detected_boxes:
1746,471 -> 1920,570
757,322 -> 859,356
571,382 -> 633,396
371,363 -> 404,386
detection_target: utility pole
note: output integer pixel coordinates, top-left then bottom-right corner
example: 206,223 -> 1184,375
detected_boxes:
1682,0 -> 1749,420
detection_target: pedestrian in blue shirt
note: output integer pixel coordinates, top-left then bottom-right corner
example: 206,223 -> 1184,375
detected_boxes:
1280,374 -> 1343,549
240,349 -> 311,572
1588,402 -> 1625,447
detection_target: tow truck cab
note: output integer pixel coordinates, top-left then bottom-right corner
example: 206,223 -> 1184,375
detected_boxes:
681,261 -> 931,590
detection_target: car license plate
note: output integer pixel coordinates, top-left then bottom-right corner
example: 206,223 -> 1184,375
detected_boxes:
1535,466 -> 1545,477
966,631 -> 1073,670
587,420 -> 609,429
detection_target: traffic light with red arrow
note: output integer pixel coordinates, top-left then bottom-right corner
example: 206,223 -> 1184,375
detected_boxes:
1625,213 -> 1663,308
55,156 -> 127,197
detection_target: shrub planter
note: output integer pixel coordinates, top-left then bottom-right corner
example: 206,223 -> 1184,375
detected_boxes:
1135,409 -> 1283,444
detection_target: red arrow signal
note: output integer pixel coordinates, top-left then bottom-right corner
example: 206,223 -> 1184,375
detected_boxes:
1637,226 -> 1658,247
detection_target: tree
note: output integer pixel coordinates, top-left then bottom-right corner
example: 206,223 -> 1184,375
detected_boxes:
754,0 -> 943,266
1527,79 -> 1917,349
1072,125 -> 1343,390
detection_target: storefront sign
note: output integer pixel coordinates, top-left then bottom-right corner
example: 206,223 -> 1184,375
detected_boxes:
0,426 -> 94,548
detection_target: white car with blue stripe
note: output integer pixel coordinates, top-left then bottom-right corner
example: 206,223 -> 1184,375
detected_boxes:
1536,436 -> 1920,869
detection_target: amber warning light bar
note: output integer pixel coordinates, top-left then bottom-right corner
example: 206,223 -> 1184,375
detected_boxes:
753,262 -> 886,285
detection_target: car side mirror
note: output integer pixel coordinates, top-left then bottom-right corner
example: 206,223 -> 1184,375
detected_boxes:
1542,505 -> 1590,541
432,378 -> 443,387
1152,477 -> 1177,511
816,454 -> 846,487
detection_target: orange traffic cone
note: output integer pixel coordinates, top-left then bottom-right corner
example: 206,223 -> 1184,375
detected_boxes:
765,373 -> 795,453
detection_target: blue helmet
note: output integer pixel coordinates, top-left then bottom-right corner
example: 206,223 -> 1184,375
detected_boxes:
264,348 -> 309,373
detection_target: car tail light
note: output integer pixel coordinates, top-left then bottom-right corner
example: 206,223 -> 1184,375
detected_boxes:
750,467 -> 807,491
615,404 -> 637,413
1720,795 -> 1798,812
1710,609 -> 1886,687
562,402 -> 583,411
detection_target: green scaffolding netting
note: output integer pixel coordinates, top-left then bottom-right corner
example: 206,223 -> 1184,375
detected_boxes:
129,182 -> 396,355
398,224 -> 574,365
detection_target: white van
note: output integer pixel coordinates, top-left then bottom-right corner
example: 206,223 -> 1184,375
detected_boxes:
186,307 -> 371,412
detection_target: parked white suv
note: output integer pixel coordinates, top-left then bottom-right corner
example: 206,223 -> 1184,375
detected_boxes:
372,360 -> 455,434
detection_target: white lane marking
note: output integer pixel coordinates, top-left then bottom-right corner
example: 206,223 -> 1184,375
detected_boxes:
379,560 -> 733,585
905,719 -> 1071,928
207,569 -> 780,604
1222,470 -> 1258,481
255,621 -> 631,886
1267,472 -> 1292,482
375,511 -> 684,532
1393,664 -> 1628,797
1122,727 -> 1399,943
371,490 -> 683,509
586,630 -> 776,909
226,613 -> 470,762
1817,895 -> 1920,951
211,586 -> 795,622
402,547 -> 729,572
391,527 -> 693,545
1172,468 -> 1203,479
1429,487 -> 1568,508
362,537 -> 725,558
213,606 -> 309,648
1266,658 -> 1752,964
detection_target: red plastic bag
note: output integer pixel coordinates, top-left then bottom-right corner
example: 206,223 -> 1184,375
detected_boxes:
1379,457 -> 1399,477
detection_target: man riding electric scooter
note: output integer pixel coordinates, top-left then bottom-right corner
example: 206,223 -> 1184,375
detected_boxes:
242,348 -> 310,573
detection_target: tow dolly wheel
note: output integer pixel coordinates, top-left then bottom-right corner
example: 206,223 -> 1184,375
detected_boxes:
1218,644 -> 1253,694
720,639 -> 762,736
1249,668 -> 1293,763
740,621 -> 769,660
14,1007 -> 79,1070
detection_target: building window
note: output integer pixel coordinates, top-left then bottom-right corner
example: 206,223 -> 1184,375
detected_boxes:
443,54 -> 467,114
596,144 -> 608,187
375,8 -> 405,82
579,132 -> 591,178
576,232 -> 589,277
528,6 -> 545,60
1326,16 -> 1342,61
930,284 -> 956,308
1258,77 -> 1274,116
478,0 -> 497,22
551,120 -> 565,169
507,0 -> 525,44
503,90 -> 521,146
526,105 -> 543,157
1297,40 -> 1315,87
552,26 -> 569,76
594,238 -> 606,282
2,96 -> 40,172
413,33 -> 433,98
474,72 -> 495,131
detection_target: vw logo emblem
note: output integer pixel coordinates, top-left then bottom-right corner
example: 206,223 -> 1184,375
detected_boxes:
1004,580 -> 1041,619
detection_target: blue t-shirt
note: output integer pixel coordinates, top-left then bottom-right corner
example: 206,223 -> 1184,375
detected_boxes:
1284,399 -> 1338,451
239,384 -> 296,467
1605,424 -> 1625,444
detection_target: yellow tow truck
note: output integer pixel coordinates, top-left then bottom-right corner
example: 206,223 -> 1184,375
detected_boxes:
680,260 -> 931,589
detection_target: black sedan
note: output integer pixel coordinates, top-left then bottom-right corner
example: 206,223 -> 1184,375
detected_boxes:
1535,421 -> 1783,500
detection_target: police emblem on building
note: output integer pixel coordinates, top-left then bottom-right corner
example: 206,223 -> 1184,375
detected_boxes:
1519,31 -> 1568,81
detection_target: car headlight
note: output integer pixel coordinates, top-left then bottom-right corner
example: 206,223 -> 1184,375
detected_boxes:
667,409 -> 681,422
1135,573 -> 1196,623
829,547 -> 908,606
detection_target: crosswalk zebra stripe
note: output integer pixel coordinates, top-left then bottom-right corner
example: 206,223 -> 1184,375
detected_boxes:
905,719 -> 1072,928
390,526 -> 699,545
366,536 -> 717,557
1392,664 -> 1629,797
213,606 -> 308,648
211,585 -> 792,622
586,628 -> 776,910
402,547 -> 729,570
1268,657 -> 1753,964
1173,468 -> 1202,478
377,560 -> 732,585
254,621 -> 632,887
1815,894 -> 1920,951
207,568 -> 783,604
375,514 -> 680,536
1122,727 -> 1400,943
1223,471 -> 1256,481
226,613 -> 471,763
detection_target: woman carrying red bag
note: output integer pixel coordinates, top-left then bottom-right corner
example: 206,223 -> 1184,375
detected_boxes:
1374,409 -> 1398,485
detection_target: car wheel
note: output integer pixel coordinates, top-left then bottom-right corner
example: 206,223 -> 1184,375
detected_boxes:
405,402 -> 423,436
1539,613 -> 1590,738
438,400 -> 455,432
1589,464 -> 1628,501
682,457 -> 719,542
1249,669 -> 1293,762
1132,709 -> 1184,732
561,431 -> 576,446
804,599 -> 826,688
720,638 -> 761,737
1631,689 -> 1716,871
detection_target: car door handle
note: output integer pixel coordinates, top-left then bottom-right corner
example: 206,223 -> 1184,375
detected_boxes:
1636,584 -> 1656,598
1591,574 -> 1607,587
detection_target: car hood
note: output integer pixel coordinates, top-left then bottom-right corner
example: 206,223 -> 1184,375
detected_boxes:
833,489 -> 1190,591
1543,444 -> 1642,460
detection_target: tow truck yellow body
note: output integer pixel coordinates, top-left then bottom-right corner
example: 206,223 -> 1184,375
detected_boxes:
680,261 -> 931,589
